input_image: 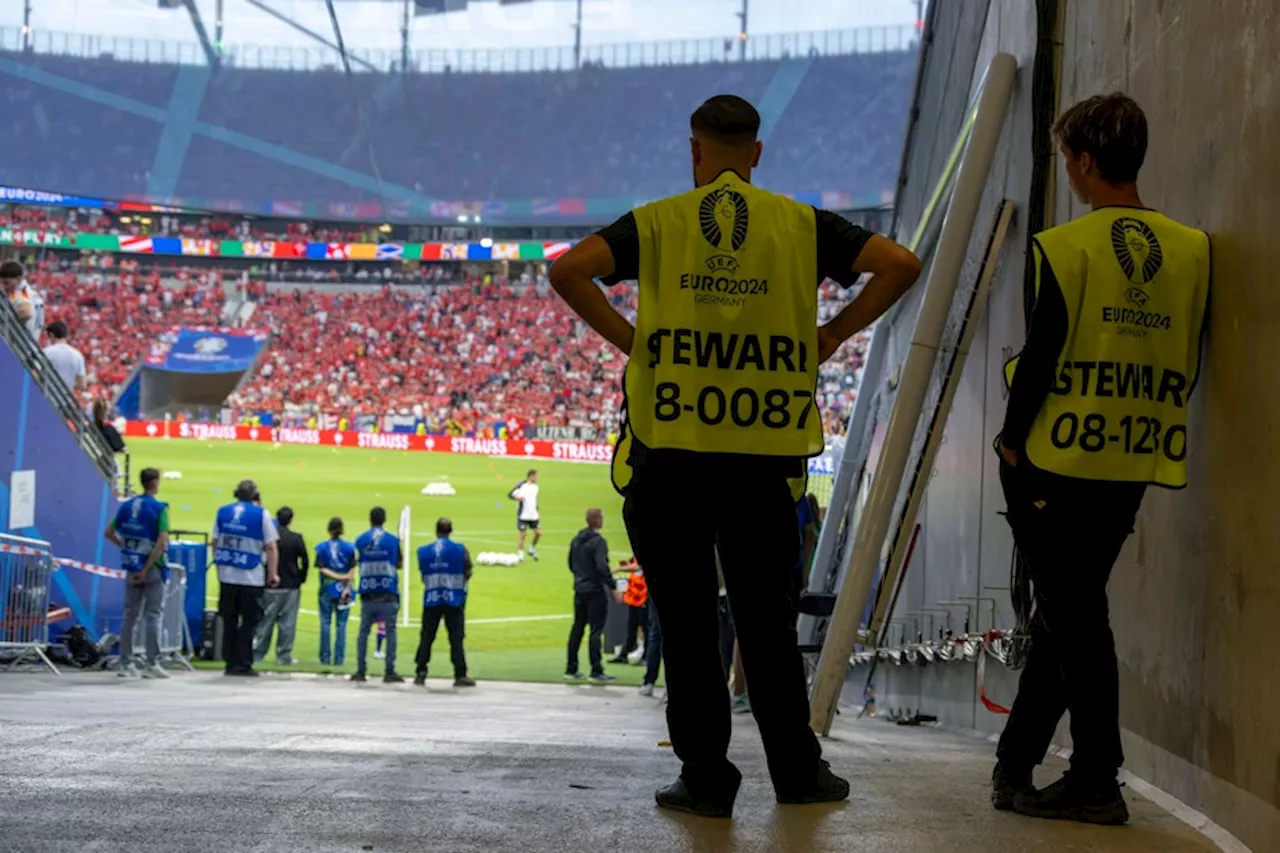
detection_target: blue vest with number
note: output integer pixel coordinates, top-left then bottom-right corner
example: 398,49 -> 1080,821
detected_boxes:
356,527 -> 401,597
316,538 -> 357,601
114,494 -> 166,574
214,501 -> 268,587
418,537 -> 467,608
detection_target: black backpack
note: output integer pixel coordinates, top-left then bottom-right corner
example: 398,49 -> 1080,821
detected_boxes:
63,626 -> 102,668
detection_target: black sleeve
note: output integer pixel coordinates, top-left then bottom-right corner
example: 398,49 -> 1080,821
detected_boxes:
814,208 -> 874,287
593,538 -> 614,593
1000,240 -> 1069,453
595,212 -> 640,287
298,534 -> 309,582
462,546 -> 473,572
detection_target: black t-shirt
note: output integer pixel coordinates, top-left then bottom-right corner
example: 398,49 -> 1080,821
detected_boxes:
595,207 -> 873,288
596,206 -> 874,475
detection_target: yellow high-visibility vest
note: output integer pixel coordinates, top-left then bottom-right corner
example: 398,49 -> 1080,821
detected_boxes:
1007,208 -> 1210,488
618,170 -> 823,484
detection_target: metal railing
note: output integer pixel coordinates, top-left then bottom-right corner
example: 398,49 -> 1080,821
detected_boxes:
126,564 -> 197,671
0,533 -> 59,674
0,25 -> 919,73
0,300 -> 119,487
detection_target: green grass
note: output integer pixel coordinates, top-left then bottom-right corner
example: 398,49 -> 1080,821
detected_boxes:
129,437 -> 654,685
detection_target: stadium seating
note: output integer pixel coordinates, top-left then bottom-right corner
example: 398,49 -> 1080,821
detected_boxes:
0,50 -> 915,208
25,259 -> 869,432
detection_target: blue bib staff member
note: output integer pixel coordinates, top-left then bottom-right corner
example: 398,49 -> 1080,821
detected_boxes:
352,506 -> 404,683
104,466 -> 170,679
212,480 -> 280,676
991,94 -> 1210,826
413,517 -> 476,688
550,94 -> 920,817
315,517 -> 356,667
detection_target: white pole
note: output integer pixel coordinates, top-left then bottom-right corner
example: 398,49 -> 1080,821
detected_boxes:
866,200 -> 1015,639
399,504 -> 412,627
809,53 -> 1017,735
805,90 -> 980,624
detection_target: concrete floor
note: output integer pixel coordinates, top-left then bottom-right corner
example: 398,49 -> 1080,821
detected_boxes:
0,672 -> 1219,853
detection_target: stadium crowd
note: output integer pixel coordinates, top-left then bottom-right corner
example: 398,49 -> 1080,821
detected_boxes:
1,204 -> 377,245
8,251 -> 871,434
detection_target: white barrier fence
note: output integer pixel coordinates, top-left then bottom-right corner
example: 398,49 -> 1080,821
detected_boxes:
0,534 -> 59,675
126,564 -> 197,671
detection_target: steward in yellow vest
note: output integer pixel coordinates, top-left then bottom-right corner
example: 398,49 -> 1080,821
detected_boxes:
549,94 -> 919,817
992,93 -> 1210,826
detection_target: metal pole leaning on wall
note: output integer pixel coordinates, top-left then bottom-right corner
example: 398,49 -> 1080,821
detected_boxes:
866,200 -> 1016,640
809,53 -> 1017,735
804,82 -> 982,628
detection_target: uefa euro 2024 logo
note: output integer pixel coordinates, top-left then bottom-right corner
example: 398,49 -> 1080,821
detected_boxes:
194,336 -> 228,355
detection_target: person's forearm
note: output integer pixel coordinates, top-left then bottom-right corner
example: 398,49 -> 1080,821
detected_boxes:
553,276 -> 634,354
267,546 -> 279,580
821,271 -> 916,346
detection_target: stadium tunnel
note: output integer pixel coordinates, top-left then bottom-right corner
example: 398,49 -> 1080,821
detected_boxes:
1,1 -> 1278,852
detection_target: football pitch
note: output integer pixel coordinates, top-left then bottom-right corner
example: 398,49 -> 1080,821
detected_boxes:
126,438 -> 649,685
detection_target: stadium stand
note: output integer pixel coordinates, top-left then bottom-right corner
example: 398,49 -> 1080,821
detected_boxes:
0,50 -> 915,210
20,251 -> 868,434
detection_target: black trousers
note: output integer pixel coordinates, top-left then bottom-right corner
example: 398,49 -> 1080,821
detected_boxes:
415,605 -> 467,678
567,590 -> 609,676
623,458 -> 818,796
219,583 -> 265,673
996,461 -> 1145,783
619,603 -> 649,656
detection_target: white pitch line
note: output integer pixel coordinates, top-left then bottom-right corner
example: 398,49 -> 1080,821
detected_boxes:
206,598 -> 574,626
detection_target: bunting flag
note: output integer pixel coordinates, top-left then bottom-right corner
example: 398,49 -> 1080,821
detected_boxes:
541,242 -> 572,260
0,228 -> 577,262
118,236 -> 153,253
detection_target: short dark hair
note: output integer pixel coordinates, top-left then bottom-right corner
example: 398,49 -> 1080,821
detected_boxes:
690,95 -> 761,146
328,516 -> 344,535
370,506 -> 387,527
277,506 -> 294,527
45,320 -> 68,340
527,469 -> 537,477
436,517 -> 453,537
1053,92 -> 1148,184
140,467 -> 161,490
234,479 -> 258,502
0,260 -> 23,280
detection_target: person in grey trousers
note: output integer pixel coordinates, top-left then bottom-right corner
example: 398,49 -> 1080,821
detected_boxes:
255,506 -> 308,666
105,467 -> 171,679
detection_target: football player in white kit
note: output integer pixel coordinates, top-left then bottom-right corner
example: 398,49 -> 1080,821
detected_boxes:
508,469 -> 541,561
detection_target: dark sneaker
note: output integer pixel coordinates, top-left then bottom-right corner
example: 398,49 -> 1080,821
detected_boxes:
226,668 -> 259,677
454,676 -> 477,687
1014,773 -> 1129,825
775,760 -> 850,805
992,763 -> 1033,811
608,656 -> 629,664
564,671 -> 587,681
384,673 -> 405,684
655,776 -> 738,819
350,672 -> 367,682
589,672 -> 617,684
413,674 -> 427,686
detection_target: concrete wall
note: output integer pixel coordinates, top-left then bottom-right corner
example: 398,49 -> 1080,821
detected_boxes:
1056,1 -> 1280,848
873,0 -> 1280,849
